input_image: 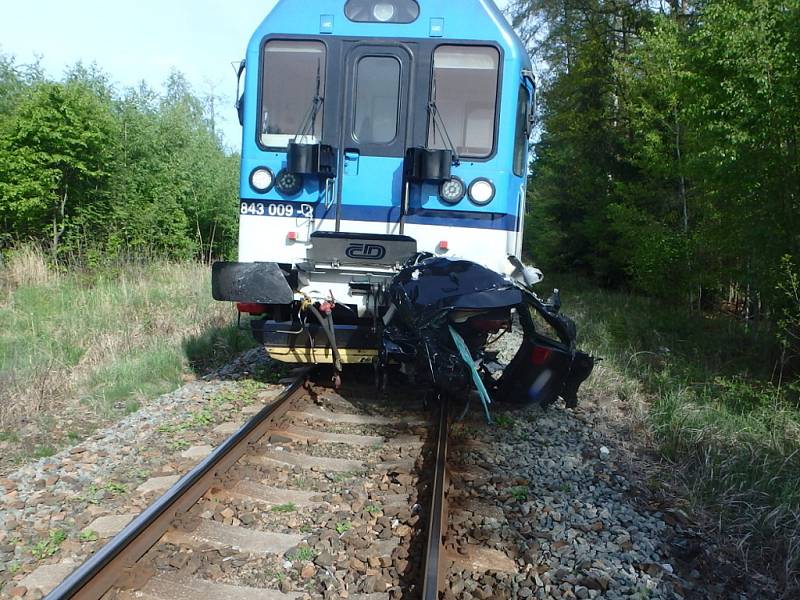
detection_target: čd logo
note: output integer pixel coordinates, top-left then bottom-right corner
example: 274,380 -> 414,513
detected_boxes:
346,243 -> 387,260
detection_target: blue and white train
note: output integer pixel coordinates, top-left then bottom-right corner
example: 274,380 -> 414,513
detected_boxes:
213,0 -> 591,414
214,0 -> 592,407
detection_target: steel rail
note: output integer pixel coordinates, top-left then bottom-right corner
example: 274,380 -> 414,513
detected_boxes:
421,396 -> 449,600
45,370 -> 312,600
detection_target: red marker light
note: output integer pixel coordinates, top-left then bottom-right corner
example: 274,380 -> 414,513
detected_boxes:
531,345 -> 553,366
236,303 -> 267,315
287,231 -> 298,241
438,240 -> 449,250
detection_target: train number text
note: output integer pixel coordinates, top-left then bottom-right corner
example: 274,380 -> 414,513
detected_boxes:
240,202 -> 314,219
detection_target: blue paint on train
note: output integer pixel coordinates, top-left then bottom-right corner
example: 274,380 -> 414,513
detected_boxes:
236,0 -> 534,234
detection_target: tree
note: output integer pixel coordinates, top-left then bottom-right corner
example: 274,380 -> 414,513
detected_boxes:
0,78 -> 116,257
512,0 -> 800,306
0,59 -> 241,262
512,0 -> 651,284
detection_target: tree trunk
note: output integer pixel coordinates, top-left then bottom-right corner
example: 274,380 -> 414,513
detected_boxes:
52,183 -> 68,260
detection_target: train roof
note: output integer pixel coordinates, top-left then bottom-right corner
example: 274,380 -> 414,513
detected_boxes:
249,0 -> 532,71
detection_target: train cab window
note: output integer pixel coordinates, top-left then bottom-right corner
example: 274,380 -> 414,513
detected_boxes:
260,40 -> 326,148
353,56 -> 401,145
428,46 -> 500,159
514,85 -> 531,176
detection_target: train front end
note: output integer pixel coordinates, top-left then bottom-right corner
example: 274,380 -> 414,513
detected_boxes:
212,0 -> 592,407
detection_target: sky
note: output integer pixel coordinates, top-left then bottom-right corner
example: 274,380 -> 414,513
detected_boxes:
0,0 -> 279,149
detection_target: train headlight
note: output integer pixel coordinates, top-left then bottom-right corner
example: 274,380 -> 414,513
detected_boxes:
468,178 -> 496,206
439,177 -> 466,205
250,167 -> 274,193
275,169 -> 303,196
373,3 -> 396,21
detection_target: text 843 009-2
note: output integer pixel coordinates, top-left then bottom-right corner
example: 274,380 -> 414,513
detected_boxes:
240,202 -> 314,219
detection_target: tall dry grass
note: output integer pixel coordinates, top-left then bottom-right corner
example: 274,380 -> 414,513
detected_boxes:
0,247 -> 254,438
0,245 -> 59,290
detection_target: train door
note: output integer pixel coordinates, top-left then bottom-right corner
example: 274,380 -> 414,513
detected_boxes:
332,44 -> 414,235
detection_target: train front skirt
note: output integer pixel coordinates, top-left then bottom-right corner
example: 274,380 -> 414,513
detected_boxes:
213,249 -> 594,412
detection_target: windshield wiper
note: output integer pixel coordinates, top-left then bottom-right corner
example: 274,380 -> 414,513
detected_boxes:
428,75 -> 460,165
294,59 -> 324,143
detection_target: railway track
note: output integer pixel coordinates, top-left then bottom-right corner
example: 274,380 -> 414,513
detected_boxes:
11,361 -> 693,599
0,338 -> 730,599
43,369 -> 463,600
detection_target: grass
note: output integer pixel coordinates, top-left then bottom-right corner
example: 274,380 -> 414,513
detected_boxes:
271,502 -> 297,513
254,362 -> 291,384
509,486 -> 529,502
550,274 -> 800,593
289,547 -> 315,562
77,482 -> 128,504
157,408 -> 216,434
79,529 -> 98,543
335,520 -> 353,534
332,470 -> 364,483
494,414 -> 515,429
0,246 -> 255,464
31,445 -> 56,459
169,439 -> 191,451
30,530 -> 67,560
104,482 -> 128,495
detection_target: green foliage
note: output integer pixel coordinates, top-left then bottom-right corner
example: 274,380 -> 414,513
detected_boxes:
79,529 -> 99,543
31,530 -> 67,560
0,56 -> 239,261
104,481 -> 128,496
0,430 -> 19,443
255,363 -> 291,384
335,520 -> 353,534
777,256 -> 800,367
157,408 -> 215,434
169,439 -> 191,451
32,445 -> 56,459
510,10 -> 800,584
494,414 -> 515,429
271,502 -> 297,513
186,408 -> 215,428
183,321 -> 257,374
289,547 -> 316,562
513,0 -> 800,307
509,486 -> 529,502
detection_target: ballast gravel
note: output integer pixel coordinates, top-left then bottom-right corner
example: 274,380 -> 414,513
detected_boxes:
0,348 -> 278,597
0,339 -> 771,598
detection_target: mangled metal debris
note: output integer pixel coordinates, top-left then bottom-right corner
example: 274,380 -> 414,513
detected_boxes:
380,255 -> 595,422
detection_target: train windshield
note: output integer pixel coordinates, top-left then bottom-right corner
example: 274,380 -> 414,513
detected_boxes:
354,56 -> 401,144
428,46 -> 500,158
260,40 -> 326,148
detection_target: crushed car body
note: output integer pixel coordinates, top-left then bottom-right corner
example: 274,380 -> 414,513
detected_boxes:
380,255 -> 595,421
